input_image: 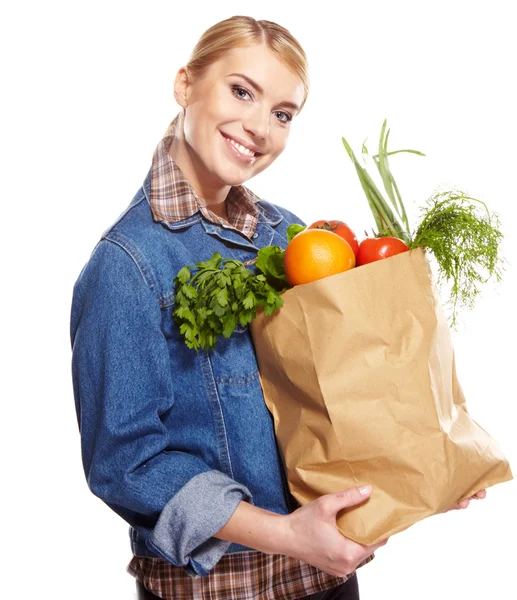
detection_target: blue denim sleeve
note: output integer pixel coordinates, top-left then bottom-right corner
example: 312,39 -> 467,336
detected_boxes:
70,239 -> 253,577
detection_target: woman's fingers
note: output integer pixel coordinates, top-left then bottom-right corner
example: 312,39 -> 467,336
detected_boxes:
453,489 -> 487,511
472,489 -> 487,500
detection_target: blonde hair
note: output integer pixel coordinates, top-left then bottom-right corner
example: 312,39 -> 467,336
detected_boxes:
184,16 -> 309,113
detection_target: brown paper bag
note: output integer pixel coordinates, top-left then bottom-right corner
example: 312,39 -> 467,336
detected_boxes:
249,247 -> 512,545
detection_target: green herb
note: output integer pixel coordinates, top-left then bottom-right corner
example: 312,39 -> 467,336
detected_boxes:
342,120 -> 505,328
410,190 -> 505,328
342,119 -> 423,243
173,223 -> 307,350
286,223 -> 307,242
254,224 -> 306,291
255,245 -> 289,291
173,252 -> 286,351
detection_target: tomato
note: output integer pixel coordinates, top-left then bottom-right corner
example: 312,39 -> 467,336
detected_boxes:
356,237 -> 410,266
308,220 -> 359,258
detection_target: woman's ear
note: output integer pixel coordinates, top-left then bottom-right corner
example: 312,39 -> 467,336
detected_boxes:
174,67 -> 189,109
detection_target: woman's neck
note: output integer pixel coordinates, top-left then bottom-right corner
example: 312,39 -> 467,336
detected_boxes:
167,111 -> 230,219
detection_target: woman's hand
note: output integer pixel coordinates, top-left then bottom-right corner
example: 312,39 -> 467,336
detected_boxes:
442,489 -> 487,513
281,485 -> 388,577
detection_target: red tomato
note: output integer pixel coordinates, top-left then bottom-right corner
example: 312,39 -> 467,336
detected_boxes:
308,220 -> 359,258
356,237 -> 410,266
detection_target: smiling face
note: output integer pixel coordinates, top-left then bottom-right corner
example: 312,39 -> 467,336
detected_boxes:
170,44 -> 305,205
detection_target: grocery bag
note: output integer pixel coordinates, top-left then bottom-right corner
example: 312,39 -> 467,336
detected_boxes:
249,247 -> 513,545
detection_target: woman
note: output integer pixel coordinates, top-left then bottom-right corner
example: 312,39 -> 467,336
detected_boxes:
70,15 -> 388,600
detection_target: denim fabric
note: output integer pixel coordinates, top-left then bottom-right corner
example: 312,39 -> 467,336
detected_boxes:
70,167 -> 305,577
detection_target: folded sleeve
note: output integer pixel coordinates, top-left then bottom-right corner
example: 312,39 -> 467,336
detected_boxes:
70,239 -> 253,577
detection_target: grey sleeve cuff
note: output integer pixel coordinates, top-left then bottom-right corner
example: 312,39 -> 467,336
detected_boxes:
147,470 -> 253,577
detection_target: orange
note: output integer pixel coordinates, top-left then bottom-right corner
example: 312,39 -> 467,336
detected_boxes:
284,229 -> 356,286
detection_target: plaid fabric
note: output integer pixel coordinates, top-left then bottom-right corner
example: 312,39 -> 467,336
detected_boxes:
127,553 -> 374,600
149,112 -> 260,239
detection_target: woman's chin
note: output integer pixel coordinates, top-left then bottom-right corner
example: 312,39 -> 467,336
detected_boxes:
214,164 -> 255,187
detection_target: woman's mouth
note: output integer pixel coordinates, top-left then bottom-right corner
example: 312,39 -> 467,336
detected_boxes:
220,132 -> 260,165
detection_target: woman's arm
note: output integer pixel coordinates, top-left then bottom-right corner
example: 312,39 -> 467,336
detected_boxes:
71,239 -> 253,578
214,485 -> 388,577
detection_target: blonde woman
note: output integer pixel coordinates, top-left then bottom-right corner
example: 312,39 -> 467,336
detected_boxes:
70,16 -> 388,600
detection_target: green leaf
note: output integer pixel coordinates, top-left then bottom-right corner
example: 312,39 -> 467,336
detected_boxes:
256,245 -> 282,274
376,149 -> 426,158
373,123 -> 413,236
222,314 -> 238,338
219,272 -> 231,287
174,288 -> 188,308
216,287 -> 229,307
212,302 -> 226,317
266,290 -> 277,304
207,313 -> 221,329
232,274 -> 243,290
286,223 -> 306,242
196,252 -> 223,271
376,121 -> 398,216
243,290 -> 257,309
342,132 -> 410,242
256,245 -> 290,291
207,333 -> 217,350
179,322 -> 198,345
176,266 -> 191,285
239,309 -> 256,326
263,302 -> 277,316
196,306 -> 209,323
182,284 -> 198,300
174,305 -> 197,325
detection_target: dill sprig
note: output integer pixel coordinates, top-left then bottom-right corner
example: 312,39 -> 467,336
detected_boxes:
410,189 -> 505,328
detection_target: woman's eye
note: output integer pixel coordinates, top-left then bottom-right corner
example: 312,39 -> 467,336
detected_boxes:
231,85 -> 252,101
231,85 -> 292,124
275,111 -> 292,124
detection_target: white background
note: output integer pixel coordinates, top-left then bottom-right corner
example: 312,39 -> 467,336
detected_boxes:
2,1 -> 516,598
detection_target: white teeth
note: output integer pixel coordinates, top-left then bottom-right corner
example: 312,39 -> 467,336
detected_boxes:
225,135 -> 256,157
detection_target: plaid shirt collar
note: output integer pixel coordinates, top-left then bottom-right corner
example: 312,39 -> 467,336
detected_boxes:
149,113 -> 260,239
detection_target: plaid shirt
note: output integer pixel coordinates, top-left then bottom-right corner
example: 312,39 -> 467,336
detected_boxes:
127,553 -> 373,600
148,112 -> 260,238
126,115 -> 374,599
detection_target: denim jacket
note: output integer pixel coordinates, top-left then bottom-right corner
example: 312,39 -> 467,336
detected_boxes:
70,167 -> 305,578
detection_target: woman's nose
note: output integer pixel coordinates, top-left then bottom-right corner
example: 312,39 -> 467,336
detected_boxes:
243,109 -> 270,140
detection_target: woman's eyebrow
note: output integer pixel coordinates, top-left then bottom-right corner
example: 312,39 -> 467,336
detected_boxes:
227,72 -> 300,113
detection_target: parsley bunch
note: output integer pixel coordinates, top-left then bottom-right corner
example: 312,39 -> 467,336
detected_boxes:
173,253 -> 284,351
173,224 -> 305,351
